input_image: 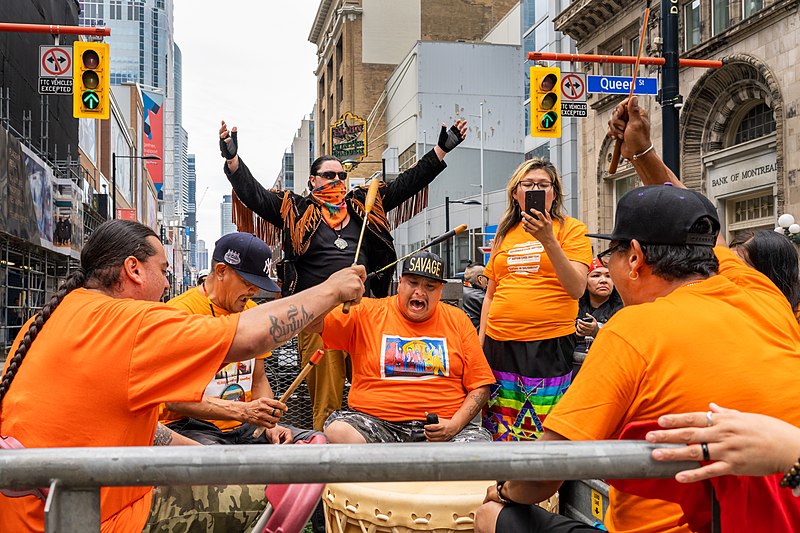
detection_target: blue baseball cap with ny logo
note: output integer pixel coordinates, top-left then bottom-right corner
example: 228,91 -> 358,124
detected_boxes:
212,232 -> 280,292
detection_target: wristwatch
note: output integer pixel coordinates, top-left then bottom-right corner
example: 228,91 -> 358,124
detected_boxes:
496,480 -> 514,505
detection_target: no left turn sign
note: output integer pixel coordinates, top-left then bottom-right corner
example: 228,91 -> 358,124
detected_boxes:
40,46 -> 73,78
561,72 -> 586,102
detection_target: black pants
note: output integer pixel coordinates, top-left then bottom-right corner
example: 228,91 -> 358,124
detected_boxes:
497,504 -> 602,532
166,417 -> 322,445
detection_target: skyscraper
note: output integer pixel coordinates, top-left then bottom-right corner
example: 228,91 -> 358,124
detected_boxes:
220,195 -> 236,236
196,239 -> 208,271
186,153 -> 197,268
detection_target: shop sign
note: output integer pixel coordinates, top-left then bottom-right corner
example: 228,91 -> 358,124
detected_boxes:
331,112 -> 367,161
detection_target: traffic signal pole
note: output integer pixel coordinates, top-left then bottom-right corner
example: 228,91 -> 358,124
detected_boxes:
0,23 -> 110,37
660,0 -> 681,177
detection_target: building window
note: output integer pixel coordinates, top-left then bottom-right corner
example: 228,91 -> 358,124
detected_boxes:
727,191 -> 774,234
614,174 -> 638,206
399,144 -> 416,172
110,0 -> 122,20
684,0 -> 701,50
599,28 -> 639,77
743,0 -> 764,18
733,103 -> 776,145
337,76 -> 343,105
713,0 -> 731,35
525,143 -> 550,161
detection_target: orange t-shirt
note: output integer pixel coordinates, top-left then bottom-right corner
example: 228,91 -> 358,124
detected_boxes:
322,296 -> 495,421
160,286 -> 268,431
484,218 -> 592,341
0,289 -> 238,533
544,247 -> 800,533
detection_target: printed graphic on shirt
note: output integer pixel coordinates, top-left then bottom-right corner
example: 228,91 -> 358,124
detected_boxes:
507,241 -> 543,275
205,359 -> 255,401
380,334 -> 449,380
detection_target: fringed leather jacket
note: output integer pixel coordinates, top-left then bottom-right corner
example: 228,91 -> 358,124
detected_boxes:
224,149 -> 446,297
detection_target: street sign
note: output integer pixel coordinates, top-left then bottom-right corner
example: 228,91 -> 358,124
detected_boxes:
561,72 -> 586,102
587,75 -> 658,95
39,45 -> 73,95
562,102 -> 588,118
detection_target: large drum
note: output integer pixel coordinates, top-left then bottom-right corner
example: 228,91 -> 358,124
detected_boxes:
323,480 -> 493,533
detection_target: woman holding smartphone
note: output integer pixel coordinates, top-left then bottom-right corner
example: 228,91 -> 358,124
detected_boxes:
479,159 -> 592,441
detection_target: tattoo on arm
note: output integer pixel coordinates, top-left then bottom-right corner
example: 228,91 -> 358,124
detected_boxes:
267,305 -> 315,344
153,424 -> 174,446
466,390 -> 489,418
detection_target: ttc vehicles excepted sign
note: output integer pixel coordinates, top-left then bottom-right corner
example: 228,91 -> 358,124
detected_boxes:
39,45 -> 73,95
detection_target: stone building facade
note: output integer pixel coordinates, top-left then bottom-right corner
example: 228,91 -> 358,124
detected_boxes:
308,0 -> 518,183
555,0 -> 800,243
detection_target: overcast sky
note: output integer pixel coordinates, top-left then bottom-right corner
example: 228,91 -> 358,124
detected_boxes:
173,1 -> 318,251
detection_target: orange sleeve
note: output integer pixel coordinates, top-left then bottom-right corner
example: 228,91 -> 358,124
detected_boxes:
560,218 -> 593,265
458,313 -> 496,391
715,246 -> 791,310
321,303 -> 360,352
544,326 -> 646,441
127,306 -> 237,411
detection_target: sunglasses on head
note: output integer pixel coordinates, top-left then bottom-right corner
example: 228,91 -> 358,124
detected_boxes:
316,171 -> 348,181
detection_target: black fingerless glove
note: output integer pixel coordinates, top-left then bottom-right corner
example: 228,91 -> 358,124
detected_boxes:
220,129 -> 238,160
437,124 -> 463,153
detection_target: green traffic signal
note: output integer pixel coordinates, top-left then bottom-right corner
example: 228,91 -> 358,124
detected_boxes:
541,111 -> 558,129
82,90 -> 100,110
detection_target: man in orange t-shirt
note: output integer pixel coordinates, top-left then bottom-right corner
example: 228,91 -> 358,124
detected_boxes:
0,220 -> 366,533
474,100 -> 800,533
160,233 -> 319,445
313,251 -> 496,444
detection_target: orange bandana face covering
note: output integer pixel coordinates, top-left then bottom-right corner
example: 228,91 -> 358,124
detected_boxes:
312,180 -> 348,228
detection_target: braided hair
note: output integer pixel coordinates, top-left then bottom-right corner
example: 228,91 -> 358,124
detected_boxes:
0,220 -> 159,407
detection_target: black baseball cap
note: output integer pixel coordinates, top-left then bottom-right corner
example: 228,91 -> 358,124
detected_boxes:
587,185 -> 720,246
401,250 -> 445,282
212,233 -> 281,292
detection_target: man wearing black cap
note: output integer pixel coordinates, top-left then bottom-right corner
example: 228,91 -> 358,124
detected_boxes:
474,98 -> 800,533
160,232 -> 319,445
309,250 -> 495,444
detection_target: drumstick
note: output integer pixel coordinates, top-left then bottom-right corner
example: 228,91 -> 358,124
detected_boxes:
608,7 -> 650,175
252,349 -> 325,439
366,224 -> 468,280
342,179 -> 380,314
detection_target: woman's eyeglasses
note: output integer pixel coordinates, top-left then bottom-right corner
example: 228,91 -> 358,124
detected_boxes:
518,181 -> 553,191
316,171 -> 348,181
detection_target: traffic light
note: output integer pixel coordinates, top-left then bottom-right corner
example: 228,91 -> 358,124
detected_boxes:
73,41 -> 110,120
530,66 -> 561,138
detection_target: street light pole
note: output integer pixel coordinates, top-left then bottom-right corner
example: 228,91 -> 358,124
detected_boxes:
111,153 -> 161,220
479,101 -> 485,232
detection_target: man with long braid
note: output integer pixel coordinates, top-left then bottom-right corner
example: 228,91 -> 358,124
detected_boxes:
0,220 -> 366,533
220,118 -> 467,430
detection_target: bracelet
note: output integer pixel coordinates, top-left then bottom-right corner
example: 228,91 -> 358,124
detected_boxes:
496,480 -> 515,505
630,143 -> 654,161
779,458 -> 800,491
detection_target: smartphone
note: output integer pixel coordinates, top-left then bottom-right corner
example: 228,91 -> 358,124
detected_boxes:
425,413 -> 439,425
525,189 -> 546,220
578,315 -> 593,324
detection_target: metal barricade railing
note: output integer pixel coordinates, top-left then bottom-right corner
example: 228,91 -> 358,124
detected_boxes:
0,441 -> 692,532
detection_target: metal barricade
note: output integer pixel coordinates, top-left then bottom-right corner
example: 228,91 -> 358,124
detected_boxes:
0,441 -> 691,532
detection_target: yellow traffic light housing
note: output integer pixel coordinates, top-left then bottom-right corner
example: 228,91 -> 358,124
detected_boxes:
73,41 -> 110,120
530,66 -> 561,138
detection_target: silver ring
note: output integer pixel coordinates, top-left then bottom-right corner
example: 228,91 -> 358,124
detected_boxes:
706,411 -> 714,427
701,442 -> 710,462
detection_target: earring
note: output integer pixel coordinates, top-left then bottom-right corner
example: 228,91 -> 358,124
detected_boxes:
628,271 -> 639,281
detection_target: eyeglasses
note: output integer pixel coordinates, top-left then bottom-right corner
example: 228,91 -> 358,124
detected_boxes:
518,180 -> 553,191
596,242 -> 625,267
316,171 -> 348,181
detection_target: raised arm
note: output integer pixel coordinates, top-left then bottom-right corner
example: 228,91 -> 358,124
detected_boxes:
220,120 -> 285,227
380,120 -> 467,211
226,266 -> 366,362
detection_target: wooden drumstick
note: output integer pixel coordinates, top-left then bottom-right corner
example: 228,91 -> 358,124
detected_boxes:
608,7 -> 650,175
342,179 -> 380,314
252,349 -> 325,439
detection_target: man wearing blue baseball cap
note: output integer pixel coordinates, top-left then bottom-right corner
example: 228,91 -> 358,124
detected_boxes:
160,232 -> 319,446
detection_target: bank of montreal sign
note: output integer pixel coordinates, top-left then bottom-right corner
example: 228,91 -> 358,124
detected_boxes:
705,136 -> 777,198
331,112 -> 367,162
